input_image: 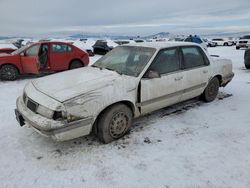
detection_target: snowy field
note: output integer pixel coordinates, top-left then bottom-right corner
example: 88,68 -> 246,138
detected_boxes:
0,46 -> 249,188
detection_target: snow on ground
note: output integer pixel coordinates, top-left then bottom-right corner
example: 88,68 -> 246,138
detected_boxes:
0,46 -> 250,188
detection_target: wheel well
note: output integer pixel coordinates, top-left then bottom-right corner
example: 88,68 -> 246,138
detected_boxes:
69,59 -> 84,69
0,63 -> 20,74
214,75 -> 222,86
92,101 -> 135,134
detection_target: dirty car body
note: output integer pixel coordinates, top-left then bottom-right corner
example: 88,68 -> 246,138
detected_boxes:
15,42 -> 234,141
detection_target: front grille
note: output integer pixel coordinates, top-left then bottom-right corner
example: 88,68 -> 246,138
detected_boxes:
27,99 -> 38,113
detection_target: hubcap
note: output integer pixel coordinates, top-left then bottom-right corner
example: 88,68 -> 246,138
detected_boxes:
1,67 -> 15,79
208,82 -> 217,97
109,112 -> 128,138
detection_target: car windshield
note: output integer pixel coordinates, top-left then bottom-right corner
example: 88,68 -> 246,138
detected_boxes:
92,46 -> 156,77
11,44 -> 31,55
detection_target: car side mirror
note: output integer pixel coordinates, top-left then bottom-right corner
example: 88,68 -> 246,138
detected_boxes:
146,70 -> 161,79
20,52 -> 25,56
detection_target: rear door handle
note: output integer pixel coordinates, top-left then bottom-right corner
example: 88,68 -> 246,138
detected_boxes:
175,76 -> 183,81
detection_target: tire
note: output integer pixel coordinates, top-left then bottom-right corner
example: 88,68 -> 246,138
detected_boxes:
224,42 -> 228,46
236,46 -> 240,50
0,65 -> 18,81
202,77 -> 220,102
97,104 -> 133,144
69,60 -> 83,69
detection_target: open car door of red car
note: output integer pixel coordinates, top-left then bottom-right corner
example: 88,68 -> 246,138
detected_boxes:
20,44 -> 40,74
21,55 -> 40,74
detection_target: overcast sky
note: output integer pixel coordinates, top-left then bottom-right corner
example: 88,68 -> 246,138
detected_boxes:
0,0 -> 250,37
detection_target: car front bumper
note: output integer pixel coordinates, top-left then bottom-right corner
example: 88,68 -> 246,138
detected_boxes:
15,96 -> 94,141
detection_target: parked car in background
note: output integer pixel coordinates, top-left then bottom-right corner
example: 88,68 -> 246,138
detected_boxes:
203,39 -> 217,47
244,49 -> 250,69
212,38 -> 233,46
184,35 -> 207,50
236,35 -> 250,50
92,40 -> 117,55
227,37 -> 237,45
134,39 -> 146,43
114,39 -> 135,45
73,39 -> 95,56
168,37 -> 184,42
13,39 -> 24,48
15,42 -> 234,143
0,41 -> 89,80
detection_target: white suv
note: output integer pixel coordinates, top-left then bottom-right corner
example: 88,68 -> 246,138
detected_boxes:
236,35 -> 250,50
212,38 -> 233,46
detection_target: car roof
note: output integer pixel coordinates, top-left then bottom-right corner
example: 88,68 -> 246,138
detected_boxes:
122,41 -> 200,50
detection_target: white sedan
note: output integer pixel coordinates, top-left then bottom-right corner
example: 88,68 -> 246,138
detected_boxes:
15,42 -> 234,143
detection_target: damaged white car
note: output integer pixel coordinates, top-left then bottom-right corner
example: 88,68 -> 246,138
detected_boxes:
15,42 -> 234,143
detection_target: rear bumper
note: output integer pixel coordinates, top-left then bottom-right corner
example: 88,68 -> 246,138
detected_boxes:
15,96 -> 94,141
221,72 -> 234,87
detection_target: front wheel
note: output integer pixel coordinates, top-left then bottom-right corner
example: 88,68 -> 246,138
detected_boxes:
0,65 -> 19,81
97,104 -> 132,143
201,77 -> 220,102
69,60 -> 83,69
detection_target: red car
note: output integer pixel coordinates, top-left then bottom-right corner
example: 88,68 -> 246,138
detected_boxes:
0,41 -> 89,80
0,48 -> 16,54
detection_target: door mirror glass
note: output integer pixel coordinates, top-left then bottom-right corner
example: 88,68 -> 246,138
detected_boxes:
146,70 -> 160,79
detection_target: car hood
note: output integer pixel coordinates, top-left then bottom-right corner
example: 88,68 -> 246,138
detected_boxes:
0,53 -> 12,57
32,67 -> 133,102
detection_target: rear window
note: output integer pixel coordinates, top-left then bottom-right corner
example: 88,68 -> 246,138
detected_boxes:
181,46 -> 207,69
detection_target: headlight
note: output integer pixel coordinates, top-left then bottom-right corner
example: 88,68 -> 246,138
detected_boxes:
53,111 -> 67,121
36,105 -> 54,119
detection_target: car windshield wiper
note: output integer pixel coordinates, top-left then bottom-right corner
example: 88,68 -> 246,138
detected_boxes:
91,64 -> 103,70
104,67 -> 123,75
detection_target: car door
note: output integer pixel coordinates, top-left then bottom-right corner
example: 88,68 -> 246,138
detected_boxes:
20,44 -> 40,74
49,43 -> 72,71
139,47 -> 183,115
180,46 -> 210,102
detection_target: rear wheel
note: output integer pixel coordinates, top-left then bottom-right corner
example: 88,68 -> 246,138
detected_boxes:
0,65 -> 18,80
69,60 -> 83,69
202,77 -> 220,102
97,104 -> 132,144
224,42 -> 228,46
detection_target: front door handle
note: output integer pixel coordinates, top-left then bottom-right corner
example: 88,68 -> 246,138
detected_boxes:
175,76 -> 183,81
203,70 -> 208,74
